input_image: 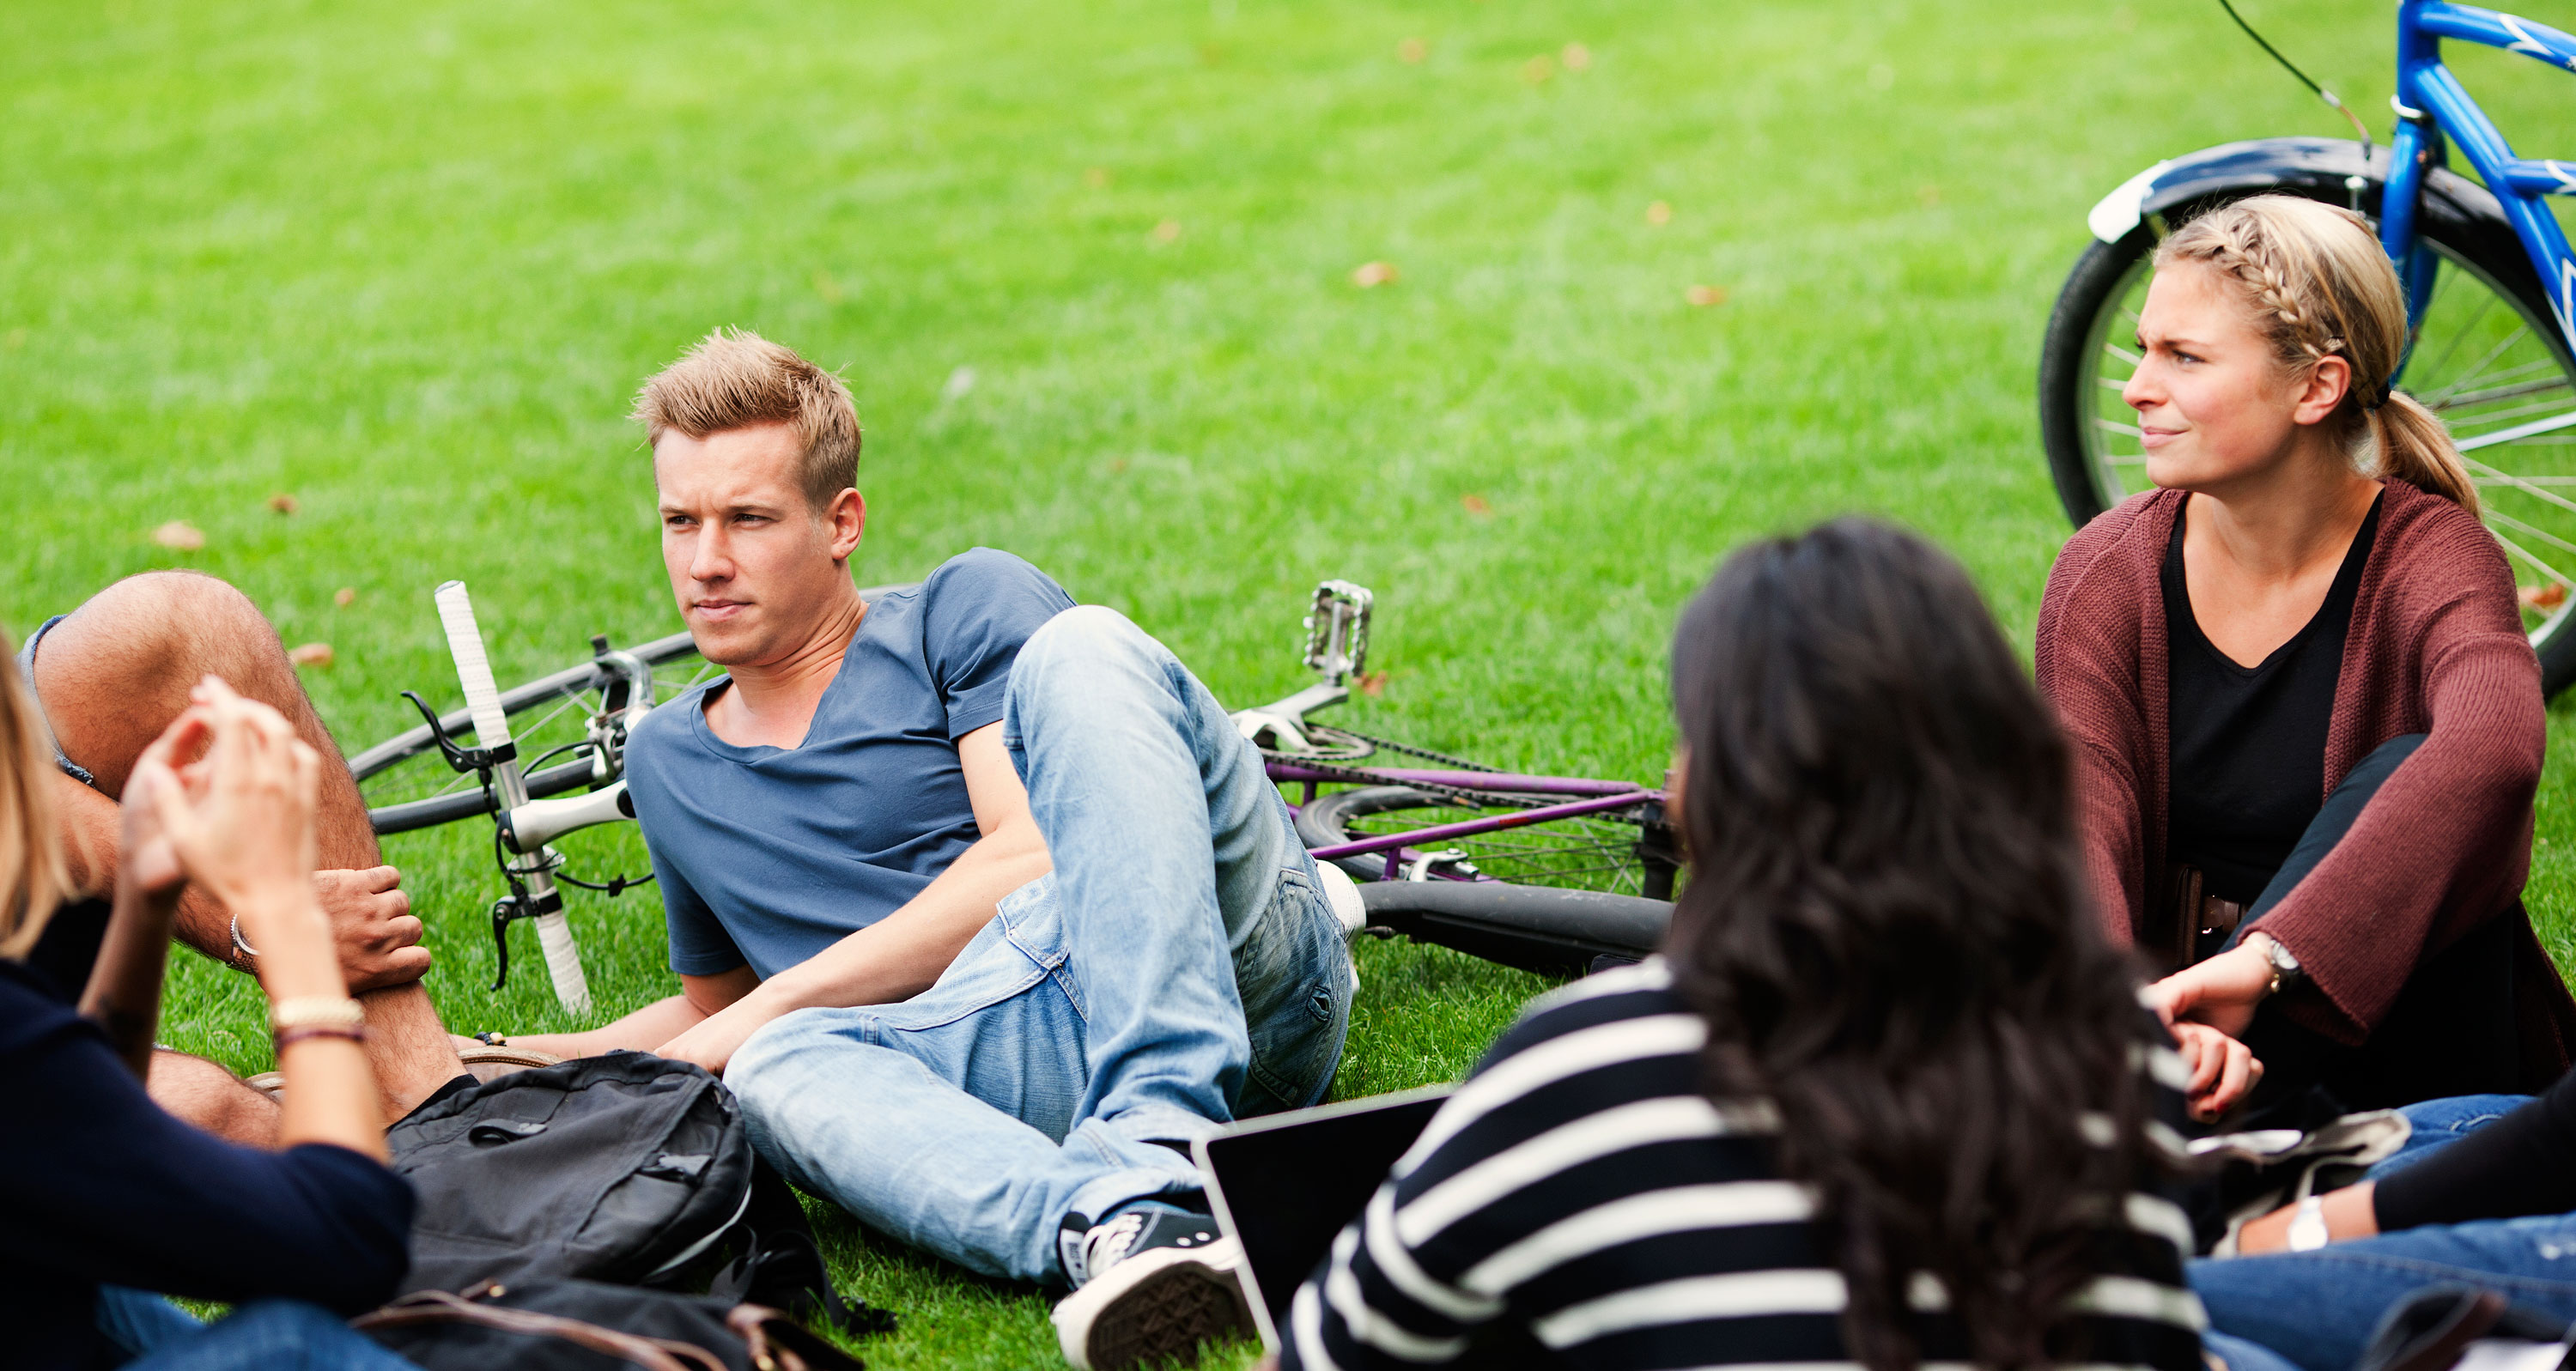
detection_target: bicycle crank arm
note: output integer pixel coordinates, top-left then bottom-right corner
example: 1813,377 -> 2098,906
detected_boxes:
498,780 -> 635,854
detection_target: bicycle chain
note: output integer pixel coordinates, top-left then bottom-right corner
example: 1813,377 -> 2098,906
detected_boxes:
1326,729 -> 1504,773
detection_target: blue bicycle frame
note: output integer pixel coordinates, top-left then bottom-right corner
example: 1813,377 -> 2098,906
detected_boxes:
2387,1 -> 2576,374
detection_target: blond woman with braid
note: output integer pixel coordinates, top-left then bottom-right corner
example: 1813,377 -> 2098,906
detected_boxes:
2036,195 -> 2576,1121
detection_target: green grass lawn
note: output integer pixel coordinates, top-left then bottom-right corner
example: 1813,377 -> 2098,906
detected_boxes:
8,0 -> 2576,1366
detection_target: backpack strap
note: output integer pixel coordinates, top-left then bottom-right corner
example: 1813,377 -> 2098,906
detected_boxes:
706,1159 -> 896,1338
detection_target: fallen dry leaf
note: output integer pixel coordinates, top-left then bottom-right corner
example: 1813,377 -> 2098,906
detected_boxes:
1084,166 -> 1112,188
1151,219 -> 1182,245
1352,260 -> 1398,288
1397,36 -> 1427,64
1461,494 -> 1493,516
333,587 -> 357,608
1358,670 -> 1388,698
2520,582 -> 2567,610
1646,200 -> 1673,226
1109,458 -> 1130,474
1199,41 -> 1224,65
288,642 -> 334,668
150,520 -> 205,551
267,493 -> 299,515
1522,54 -> 1555,84
1917,184 -> 1941,208
1561,42 -> 1592,70
1686,283 -> 1729,307
811,270 -> 846,303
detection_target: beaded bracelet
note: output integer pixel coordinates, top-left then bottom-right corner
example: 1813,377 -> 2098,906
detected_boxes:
270,996 -> 367,1035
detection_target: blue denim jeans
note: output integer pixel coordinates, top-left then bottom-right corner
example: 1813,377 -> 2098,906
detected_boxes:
94,1286 -> 419,1370
2190,1095 -> 2575,1371
723,606 -> 1354,1283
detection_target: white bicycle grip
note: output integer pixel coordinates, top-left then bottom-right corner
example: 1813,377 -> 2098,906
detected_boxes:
433,581 -> 513,754
533,910 -> 592,1014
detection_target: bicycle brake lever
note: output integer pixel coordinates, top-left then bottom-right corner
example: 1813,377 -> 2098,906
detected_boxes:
401,690 -> 494,775
489,896 -> 519,992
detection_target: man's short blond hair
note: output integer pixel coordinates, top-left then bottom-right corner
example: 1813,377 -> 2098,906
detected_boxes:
631,329 -> 860,510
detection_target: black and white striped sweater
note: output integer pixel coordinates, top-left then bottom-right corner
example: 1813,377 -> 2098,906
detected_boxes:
1280,959 -> 2208,1371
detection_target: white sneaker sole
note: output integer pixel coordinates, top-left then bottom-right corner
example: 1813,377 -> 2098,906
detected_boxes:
1052,1235 -> 1253,1370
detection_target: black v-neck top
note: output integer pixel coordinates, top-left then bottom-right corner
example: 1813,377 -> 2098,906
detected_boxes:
2165,492 -> 2384,906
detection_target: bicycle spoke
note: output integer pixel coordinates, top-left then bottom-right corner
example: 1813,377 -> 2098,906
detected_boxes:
2413,291 -> 2502,393
2489,527 -> 2576,591
2482,507 -> 2576,560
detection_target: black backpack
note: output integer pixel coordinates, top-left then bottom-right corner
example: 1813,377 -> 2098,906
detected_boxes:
384,1053 -> 886,1337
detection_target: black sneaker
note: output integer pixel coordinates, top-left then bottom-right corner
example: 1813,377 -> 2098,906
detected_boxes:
1051,1207 -> 1251,1369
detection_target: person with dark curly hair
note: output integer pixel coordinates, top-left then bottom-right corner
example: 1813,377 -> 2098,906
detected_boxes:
1277,519 -> 2239,1371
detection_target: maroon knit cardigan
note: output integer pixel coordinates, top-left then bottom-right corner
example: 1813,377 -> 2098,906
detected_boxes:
2035,478 -> 2575,1077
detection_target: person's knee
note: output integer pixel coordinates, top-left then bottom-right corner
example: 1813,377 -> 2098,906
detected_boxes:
71,572 -> 271,665
41,572 -> 282,715
1009,606 -> 1180,728
1019,604 -> 1159,673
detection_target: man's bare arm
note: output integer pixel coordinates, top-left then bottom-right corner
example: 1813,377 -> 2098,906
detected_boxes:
54,771 -> 430,992
511,968 -> 758,1059
653,722 -> 1050,1072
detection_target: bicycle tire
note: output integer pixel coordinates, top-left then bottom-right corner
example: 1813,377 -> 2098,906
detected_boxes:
1355,880 -> 1671,979
2038,177 -> 2576,695
1295,784 -> 1665,896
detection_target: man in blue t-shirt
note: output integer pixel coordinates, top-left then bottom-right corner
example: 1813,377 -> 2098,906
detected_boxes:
514,330 -> 1352,1370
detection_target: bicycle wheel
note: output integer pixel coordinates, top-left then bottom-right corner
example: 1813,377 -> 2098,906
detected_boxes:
1294,785 -> 1668,897
350,629 -> 712,834
2039,193 -> 2576,694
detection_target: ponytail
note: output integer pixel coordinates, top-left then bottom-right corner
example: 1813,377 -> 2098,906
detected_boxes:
2373,391 -> 2481,515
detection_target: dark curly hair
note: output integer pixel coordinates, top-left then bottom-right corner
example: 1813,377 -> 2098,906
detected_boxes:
1666,519 -> 2148,1371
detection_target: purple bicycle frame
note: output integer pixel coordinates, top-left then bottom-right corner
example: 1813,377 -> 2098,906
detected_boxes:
1267,761 -> 1659,883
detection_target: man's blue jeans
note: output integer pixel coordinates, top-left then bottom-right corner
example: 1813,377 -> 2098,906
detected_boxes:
723,606 -> 1355,1283
2191,1095 -> 2573,1371
94,1286 -> 419,1369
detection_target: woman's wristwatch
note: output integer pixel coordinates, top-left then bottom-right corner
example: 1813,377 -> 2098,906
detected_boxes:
2251,933 -> 2305,997
2287,1194 -> 2331,1251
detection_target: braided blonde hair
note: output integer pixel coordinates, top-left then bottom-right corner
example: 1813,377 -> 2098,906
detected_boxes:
0,634 -> 67,960
2154,195 -> 2479,513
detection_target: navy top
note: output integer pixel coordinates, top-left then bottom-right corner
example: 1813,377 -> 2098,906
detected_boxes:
2374,1066 -> 2576,1231
0,953 -> 416,1371
2165,494 -> 2383,905
623,548 -> 1075,980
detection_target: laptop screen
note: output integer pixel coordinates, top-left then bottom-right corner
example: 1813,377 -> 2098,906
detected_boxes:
1194,1085 -> 1452,1349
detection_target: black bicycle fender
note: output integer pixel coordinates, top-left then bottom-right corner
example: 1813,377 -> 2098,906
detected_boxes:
1357,882 -> 1671,979
2083,136 -> 2519,258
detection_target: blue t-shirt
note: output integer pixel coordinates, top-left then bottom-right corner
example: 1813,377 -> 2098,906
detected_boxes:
623,549 -> 1075,980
